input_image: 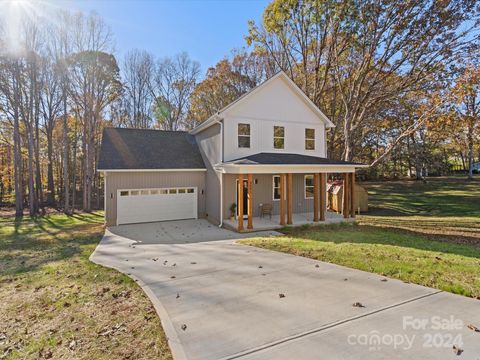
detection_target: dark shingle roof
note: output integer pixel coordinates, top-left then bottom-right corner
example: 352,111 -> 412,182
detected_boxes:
226,153 -> 362,166
98,128 -> 205,170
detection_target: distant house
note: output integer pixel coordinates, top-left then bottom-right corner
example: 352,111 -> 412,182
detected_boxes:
98,72 -> 367,231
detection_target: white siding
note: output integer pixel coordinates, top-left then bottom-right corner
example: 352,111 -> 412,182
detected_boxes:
194,123 -> 222,224
223,76 -> 327,161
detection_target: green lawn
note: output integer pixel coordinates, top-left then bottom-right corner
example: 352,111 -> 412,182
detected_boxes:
240,177 -> 480,299
0,212 -> 172,360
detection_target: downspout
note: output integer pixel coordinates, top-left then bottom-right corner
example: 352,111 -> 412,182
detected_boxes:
215,117 -> 224,227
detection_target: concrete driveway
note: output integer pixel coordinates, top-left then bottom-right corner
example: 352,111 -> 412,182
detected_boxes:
90,220 -> 480,360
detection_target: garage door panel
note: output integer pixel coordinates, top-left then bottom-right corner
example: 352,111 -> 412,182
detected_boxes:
117,188 -> 197,225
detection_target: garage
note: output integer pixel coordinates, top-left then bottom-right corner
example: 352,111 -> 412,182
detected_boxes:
117,187 -> 198,225
98,128 -> 207,227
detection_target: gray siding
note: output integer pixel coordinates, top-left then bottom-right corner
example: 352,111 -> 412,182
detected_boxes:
105,171 -> 206,226
223,173 -> 316,219
194,123 -> 222,224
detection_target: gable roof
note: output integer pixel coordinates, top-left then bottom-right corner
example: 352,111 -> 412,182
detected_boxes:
225,153 -> 363,166
190,71 -> 335,135
98,128 -> 206,171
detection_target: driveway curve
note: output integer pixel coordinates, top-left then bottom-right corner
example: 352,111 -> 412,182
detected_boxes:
90,219 -> 480,360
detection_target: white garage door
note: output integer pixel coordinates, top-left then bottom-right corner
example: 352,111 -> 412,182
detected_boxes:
117,187 -> 197,225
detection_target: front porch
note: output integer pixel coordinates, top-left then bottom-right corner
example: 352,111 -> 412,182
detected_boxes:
217,152 -> 366,233
223,211 -> 349,232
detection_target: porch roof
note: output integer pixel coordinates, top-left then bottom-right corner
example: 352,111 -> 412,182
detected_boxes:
216,152 -> 368,174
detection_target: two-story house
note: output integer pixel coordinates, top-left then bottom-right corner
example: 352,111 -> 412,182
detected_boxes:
98,72 -> 365,231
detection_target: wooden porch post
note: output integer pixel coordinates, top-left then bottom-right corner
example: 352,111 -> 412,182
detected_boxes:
287,173 -> 293,224
247,174 -> 253,229
320,173 -> 326,221
350,172 -> 356,218
238,174 -> 244,231
313,173 -> 319,222
343,173 -> 350,218
279,174 -> 286,225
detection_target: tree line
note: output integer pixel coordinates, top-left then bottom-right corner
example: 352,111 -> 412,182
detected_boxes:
1,0 -> 479,217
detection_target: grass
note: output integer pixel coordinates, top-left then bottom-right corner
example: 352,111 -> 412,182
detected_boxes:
0,212 -> 172,360
239,177 -> 480,299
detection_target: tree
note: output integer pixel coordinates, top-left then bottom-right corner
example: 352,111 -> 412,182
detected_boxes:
68,50 -> 121,211
122,49 -> 154,128
450,65 -> 480,179
247,0 -> 480,162
188,54 -> 263,125
152,52 -> 200,130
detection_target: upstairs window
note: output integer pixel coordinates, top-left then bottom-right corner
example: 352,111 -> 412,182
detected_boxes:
238,123 -> 250,148
304,175 -> 314,199
274,126 -> 285,149
305,128 -> 315,150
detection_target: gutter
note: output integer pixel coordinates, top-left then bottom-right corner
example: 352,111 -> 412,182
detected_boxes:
215,118 -> 224,228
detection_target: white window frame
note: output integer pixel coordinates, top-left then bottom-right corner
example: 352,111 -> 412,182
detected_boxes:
238,123 -> 251,148
304,175 -> 314,199
273,126 -> 285,150
117,187 -> 196,197
305,128 -> 315,150
272,175 -> 281,201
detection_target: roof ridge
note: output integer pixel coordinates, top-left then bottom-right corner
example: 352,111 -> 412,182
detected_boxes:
105,127 -> 188,133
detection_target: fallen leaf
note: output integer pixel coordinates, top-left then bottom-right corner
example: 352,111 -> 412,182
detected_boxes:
68,340 -> 76,350
452,345 -> 463,355
467,324 -> 479,332
352,302 -> 365,308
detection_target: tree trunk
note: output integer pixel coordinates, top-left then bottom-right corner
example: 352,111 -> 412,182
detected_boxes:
467,136 -> 474,180
13,105 -> 23,217
46,126 -> 56,206
72,120 -> 78,211
62,92 -> 71,214
26,124 -> 37,216
34,117 -> 43,212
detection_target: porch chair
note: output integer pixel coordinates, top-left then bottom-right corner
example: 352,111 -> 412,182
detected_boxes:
260,203 -> 273,220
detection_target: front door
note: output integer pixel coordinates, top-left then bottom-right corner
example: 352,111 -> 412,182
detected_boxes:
236,179 -> 248,219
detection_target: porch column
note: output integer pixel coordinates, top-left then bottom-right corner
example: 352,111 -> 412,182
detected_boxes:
247,174 -> 253,229
320,173 -> 326,221
350,172 -> 356,218
287,173 -> 293,225
279,173 -> 286,225
343,173 -> 350,218
238,174 -> 244,231
313,173 -> 319,222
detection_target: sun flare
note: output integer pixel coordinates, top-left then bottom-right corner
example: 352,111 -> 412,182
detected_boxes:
0,0 -> 64,52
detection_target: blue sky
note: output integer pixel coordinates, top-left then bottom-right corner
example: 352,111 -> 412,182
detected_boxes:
71,0 -> 269,73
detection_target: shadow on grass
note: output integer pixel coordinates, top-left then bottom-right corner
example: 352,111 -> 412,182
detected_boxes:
0,216 -> 104,277
362,177 -> 480,218
281,222 -> 480,260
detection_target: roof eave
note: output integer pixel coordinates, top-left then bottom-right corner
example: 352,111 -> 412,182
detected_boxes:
215,163 -> 368,174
